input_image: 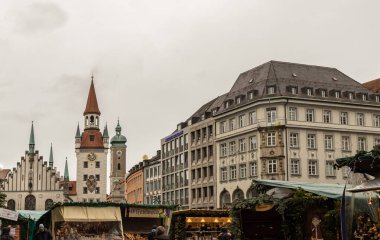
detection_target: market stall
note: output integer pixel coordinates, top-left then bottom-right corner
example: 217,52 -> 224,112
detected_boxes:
51,205 -> 123,240
169,209 -> 230,240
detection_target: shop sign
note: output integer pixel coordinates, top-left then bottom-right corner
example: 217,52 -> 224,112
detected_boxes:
128,207 -> 162,218
0,208 -> 18,221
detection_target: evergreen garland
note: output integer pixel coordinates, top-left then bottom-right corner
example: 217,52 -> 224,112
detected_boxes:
0,190 -> 6,208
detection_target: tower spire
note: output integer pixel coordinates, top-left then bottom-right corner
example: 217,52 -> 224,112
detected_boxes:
103,123 -> 109,138
49,143 -> 53,167
29,121 -> 35,153
75,122 -> 81,138
83,78 -> 101,115
64,157 -> 69,182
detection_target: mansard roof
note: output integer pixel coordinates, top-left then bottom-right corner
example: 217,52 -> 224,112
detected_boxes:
84,80 -> 101,115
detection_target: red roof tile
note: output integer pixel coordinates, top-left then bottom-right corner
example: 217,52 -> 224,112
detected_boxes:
83,80 -> 101,115
80,129 -> 104,148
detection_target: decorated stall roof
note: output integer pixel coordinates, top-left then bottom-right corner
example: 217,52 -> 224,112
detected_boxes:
254,179 -> 346,199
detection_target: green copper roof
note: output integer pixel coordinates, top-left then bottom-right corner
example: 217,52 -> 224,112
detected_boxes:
75,123 -> 81,138
103,124 -> 109,138
64,157 -> 69,182
49,143 -> 53,167
29,122 -> 35,153
111,120 -> 127,146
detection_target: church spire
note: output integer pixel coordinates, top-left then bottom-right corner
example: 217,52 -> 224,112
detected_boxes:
83,78 -> 101,116
103,123 -> 109,138
75,122 -> 81,138
29,122 -> 35,153
49,143 -> 53,167
64,157 -> 69,182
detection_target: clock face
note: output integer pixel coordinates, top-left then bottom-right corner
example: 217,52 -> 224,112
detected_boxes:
116,150 -> 122,156
87,152 -> 96,161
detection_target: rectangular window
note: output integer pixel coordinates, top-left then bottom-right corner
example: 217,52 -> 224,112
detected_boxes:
267,132 -> 276,146
249,111 -> 257,124
267,86 -> 275,94
236,97 -> 241,104
249,136 -> 257,150
358,137 -> 366,151
326,161 -> 335,177
362,94 -> 368,101
267,159 -> 278,174
83,187 -> 88,194
239,139 -> 246,152
220,121 -> 226,133
84,161 -> 88,168
95,187 -> 100,194
335,91 -> 340,98
340,112 -> 348,125
250,162 -> 257,177
308,161 -> 318,176
230,166 -> 237,180
229,141 -> 236,155
220,143 -> 227,157
321,90 -> 326,97
239,164 -> 247,178
307,134 -> 316,149
324,135 -> 333,150
348,92 -> 354,100
267,108 -> 277,123
90,135 -> 95,141
289,107 -> 297,121
290,159 -> 300,175
221,167 -> 227,181
374,115 -> 380,127
376,96 -> 380,103
289,133 -> 299,148
306,109 -> 314,122
357,113 -> 364,126
291,87 -> 297,95
323,110 -> 331,123
375,138 -> 380,146
342,136 -> 350,151
230,118 -> 236,131
307,88 -> 313,96
248,92 -> 254,100
239,115 -> 245,128
83,174 -> 88,181
95,174 -> 100,181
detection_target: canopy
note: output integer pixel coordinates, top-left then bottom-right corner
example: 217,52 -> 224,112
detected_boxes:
52,206 -> 121,222
254,179 -> 345,199
17,210 -> 47,221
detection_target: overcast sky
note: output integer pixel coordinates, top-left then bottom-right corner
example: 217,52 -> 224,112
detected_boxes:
1,0 -> 380,190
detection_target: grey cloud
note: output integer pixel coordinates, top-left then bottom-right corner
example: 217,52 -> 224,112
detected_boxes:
12,2 -> 67,34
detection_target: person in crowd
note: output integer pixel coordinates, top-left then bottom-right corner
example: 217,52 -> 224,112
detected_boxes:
147,225 -> 157,240
1,227 -> 14,240
154,226 -> 169,240
35,224 -> 52,240
217,228 -> 232,240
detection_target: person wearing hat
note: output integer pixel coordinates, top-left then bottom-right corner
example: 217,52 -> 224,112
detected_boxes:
1,227 -> 14,240
35,224 -> 52,240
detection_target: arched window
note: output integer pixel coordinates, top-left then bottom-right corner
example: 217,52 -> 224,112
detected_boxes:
118,163 -> 121,170
219,190 -> 231,208
232,188 -> 245,201
90,116 -> 95,124
96,116 -> 99,126
246,187 -> 258,199
86,116 -> 89,126
25,195 -> 36,210
45,199 -> 54,210
7,199 -> 15,210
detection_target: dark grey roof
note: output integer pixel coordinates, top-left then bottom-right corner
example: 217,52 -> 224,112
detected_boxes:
219,60 -> 377,113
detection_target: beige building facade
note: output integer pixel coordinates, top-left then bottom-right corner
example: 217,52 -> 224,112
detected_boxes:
126,163 -> 144,204
215,61 -> 380,208
0,124 -> 63,211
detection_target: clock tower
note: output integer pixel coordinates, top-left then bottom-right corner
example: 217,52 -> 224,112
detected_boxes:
75,78 -> 109,202
109,120 -> 127,202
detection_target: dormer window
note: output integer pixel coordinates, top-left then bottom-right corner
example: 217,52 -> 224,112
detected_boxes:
201,114 -> 205,120
225,101 -> 229,109
236,97 -> 241,104
362,94 -> 368,101
335,91 -> 340,99
187,119 -> 192,126
248,92 -> 254,100
348,92 -> 354,100
90,134 -> 95,142
321,90 -> 326,98
267,86 -> 275,94
376,96 -> 380,103
212,109 -> 218,116
306,88 -> 313,96
291,87 -> 297,95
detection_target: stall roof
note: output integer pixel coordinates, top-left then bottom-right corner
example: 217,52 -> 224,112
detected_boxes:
254,179 -> 345,199
17,210 -> 47,221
